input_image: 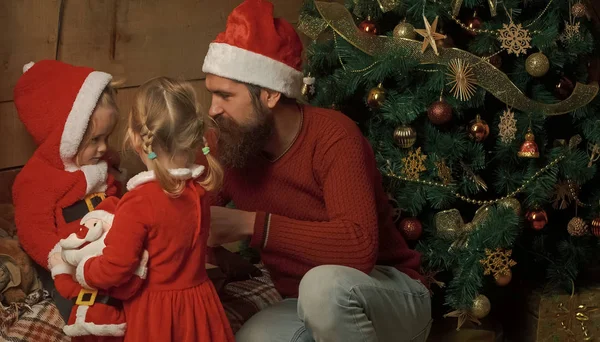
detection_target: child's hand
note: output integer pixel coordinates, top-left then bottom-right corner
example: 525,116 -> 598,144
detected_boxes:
48,251 -> 66,269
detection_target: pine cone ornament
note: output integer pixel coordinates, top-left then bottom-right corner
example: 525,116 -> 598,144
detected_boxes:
567,217 -> 588,236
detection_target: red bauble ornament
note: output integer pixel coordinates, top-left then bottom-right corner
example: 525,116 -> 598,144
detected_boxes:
359,16 -> 378,35
399,217 -> 422,241
591,217 -> 600,237
436,33 -> 454,49
465,14 -> 482,36
527,209 -> 548,230
494,270 -> 512,287
488,55 -> 502,69
427,99 -> 453,125
555,76 -> 575,100
468,115 -> 490,142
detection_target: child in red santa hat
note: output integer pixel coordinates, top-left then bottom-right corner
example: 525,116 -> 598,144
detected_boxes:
12,60 -> 125,321
63,76 -> 234,342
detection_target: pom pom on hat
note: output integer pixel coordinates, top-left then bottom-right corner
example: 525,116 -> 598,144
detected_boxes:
202,0 -> 304,99
23,61 -> 35,74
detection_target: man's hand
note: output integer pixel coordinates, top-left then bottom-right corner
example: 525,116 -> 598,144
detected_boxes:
208,206 -> 256,247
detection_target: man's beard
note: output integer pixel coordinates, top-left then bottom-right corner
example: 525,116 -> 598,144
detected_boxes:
214,106 -> 273,169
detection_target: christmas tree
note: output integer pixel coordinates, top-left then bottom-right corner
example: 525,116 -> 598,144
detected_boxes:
298,0 -> 600,327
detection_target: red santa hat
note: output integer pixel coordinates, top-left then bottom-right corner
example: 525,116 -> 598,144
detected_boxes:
202,0 -> 304,99
13,60 -> 113,172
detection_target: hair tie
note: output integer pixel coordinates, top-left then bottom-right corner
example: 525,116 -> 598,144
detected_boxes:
148,152 -> 157,160
202,147 -> 210,156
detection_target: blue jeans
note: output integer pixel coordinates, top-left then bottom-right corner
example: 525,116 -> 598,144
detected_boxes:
236,265 -> 432,342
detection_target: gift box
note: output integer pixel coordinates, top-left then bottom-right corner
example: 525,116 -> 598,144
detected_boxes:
536,286 -> 600,341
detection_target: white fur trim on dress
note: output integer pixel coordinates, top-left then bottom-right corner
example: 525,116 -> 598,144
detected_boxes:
76,255 -> 96,290
126,164 -> 205,190
202,42 -> 303,99
79,162 -> 109,194
51,264 -> 75,278
63,305 -> 126,337
81,210 -> 114,227
60,71 -> 112,169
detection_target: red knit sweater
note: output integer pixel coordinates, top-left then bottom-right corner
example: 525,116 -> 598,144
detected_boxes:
210,105 -> 423,297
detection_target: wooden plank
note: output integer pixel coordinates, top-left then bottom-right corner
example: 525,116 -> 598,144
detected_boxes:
0,101 -> 36,169
57,0 -> 126,80
0,0 -> 61,102
0,168 -> 21,204
58,0 -> 305,88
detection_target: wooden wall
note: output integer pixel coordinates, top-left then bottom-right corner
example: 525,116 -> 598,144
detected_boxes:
0,0 -> 307,175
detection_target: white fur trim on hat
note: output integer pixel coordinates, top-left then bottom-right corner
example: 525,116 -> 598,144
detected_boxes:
63,306 -> 126,337
23,62 -> 35,73
202,42 -> 303,99
76,254 -> 95,290
81,210 -> 114,227
61,71 -> 112,170
126,164 -> 205,190
78,162 -> 109,194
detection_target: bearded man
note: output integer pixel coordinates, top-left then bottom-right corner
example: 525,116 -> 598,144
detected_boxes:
200,1 -> 431,341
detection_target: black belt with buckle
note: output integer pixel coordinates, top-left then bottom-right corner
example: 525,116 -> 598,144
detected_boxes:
71,294 -> 122,308
62,194 -> 105,224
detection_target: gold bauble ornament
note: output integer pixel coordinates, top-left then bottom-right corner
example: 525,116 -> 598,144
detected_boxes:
367,83 -> 386,108
393,22 -> 416,40
525,52 -> 550,77
468,115 -> 490,142
393,125 -> 417,149
567,217 -> 589,236
471,294 -> 491,319
498,197 -> 521,216
572,2 -> 587,18
494,270 -> 512,287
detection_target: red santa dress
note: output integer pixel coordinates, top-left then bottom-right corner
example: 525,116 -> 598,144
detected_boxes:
12,60 -> 120,270
76,165 -> 235,342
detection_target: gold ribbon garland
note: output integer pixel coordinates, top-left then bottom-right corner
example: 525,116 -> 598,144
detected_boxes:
297,12 -> 329,40
376,0 -> 400,12
312,1 -> 599,115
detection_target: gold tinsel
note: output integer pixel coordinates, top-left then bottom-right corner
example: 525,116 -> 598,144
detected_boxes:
310,1 -> 598,115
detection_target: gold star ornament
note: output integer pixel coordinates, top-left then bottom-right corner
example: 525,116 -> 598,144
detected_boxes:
414,16 -> 447,56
